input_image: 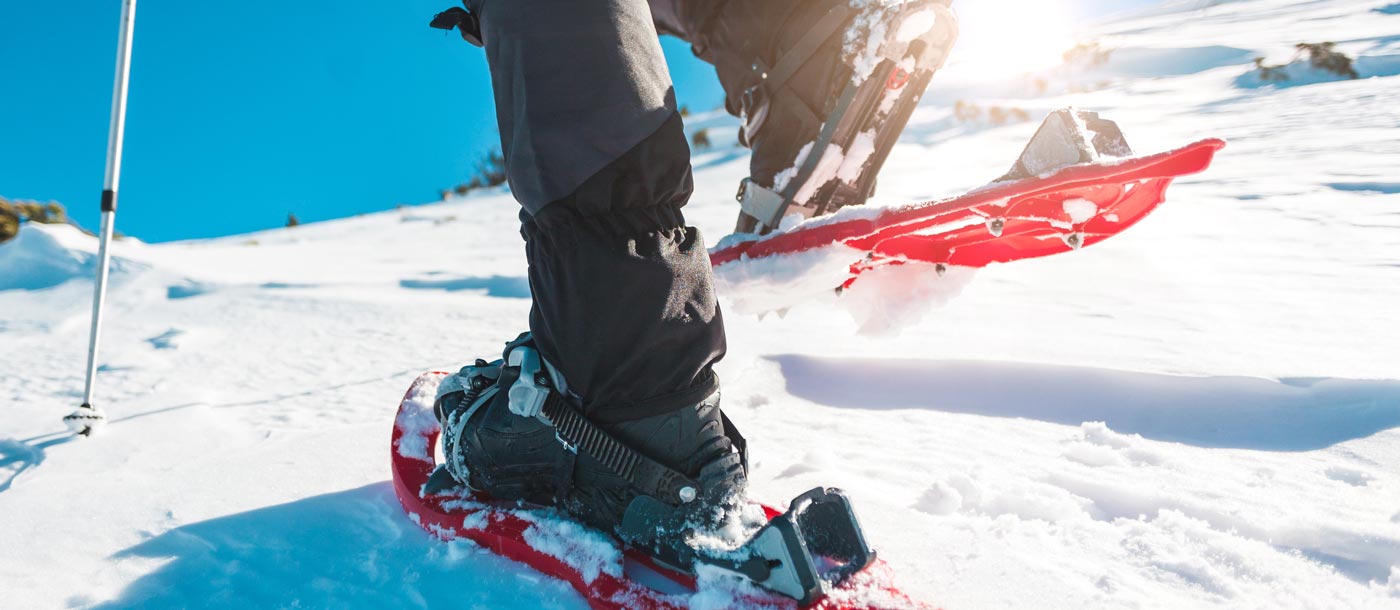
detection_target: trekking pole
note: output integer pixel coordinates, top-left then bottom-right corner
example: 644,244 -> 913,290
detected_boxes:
66,0 -> 139,436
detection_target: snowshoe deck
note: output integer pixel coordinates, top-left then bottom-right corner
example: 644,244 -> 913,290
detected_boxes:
391,372 -> 932,610
713,137 -> 1226,288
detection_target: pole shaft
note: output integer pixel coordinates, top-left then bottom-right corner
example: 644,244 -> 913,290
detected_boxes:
82,0 -> 138,407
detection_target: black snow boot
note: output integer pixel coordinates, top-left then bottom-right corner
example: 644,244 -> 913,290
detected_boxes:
432,337 -> 576,507
564,390 -> 748,533
433,334 -> 747,534
659,0 -> 959,233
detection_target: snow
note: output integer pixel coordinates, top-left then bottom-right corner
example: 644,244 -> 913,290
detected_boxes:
836,130 -> 879,184
845,9 -> 894,84
895,8 -> 938,44
517,513 -> 624,584
771,141 -> 852,208
394,374 -> 442,463
832,261 -> 977,335
1063,198 -> 1099,224
4,0 -> 1400,608
0,223 -> 142,291
711,243 -> 867,316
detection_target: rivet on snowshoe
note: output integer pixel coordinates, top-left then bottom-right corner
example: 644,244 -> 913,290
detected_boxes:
534,372 -> 552,388
987,218 -> 1005,237
470,377 -> 488,391
1062,232 -> 1083,250
678,486 -> 697,503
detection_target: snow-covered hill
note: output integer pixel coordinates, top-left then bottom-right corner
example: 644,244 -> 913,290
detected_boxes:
3,0 -> 1398,608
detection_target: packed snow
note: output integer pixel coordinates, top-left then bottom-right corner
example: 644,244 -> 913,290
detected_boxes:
4,0 -> 1400,608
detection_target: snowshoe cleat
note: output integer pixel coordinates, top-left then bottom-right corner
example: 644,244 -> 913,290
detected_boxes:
734,0 -> 960,234
997,107 -> 1133,182
621,486 -> 876,605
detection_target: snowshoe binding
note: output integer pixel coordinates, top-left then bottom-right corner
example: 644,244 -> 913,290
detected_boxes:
422,336 -> 881,604
431,333 -> 745,514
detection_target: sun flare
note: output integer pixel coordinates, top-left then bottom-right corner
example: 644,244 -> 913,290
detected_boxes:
948,0 -> 1080,78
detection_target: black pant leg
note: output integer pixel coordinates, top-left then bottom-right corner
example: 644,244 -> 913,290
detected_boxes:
466,0 -> 727,421
522,114 -> 726,424
471,0 -> 677,213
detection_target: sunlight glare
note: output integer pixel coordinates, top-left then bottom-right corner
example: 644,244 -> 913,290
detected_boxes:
950,0 -> 1079,78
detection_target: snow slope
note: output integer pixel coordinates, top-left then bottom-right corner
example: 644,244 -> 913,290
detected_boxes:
3,0 -> 1398,608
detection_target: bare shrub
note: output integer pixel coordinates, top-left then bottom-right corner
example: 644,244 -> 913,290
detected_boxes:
0,196 -> 69,243
954,101 -> 1030,126
443,149 -> 509,198
1295,42 -> 1359,79
1063,42 -> 1112,68
1252,57 -> 1289,82
954,99 -> 981,122
691,128 -> 711,149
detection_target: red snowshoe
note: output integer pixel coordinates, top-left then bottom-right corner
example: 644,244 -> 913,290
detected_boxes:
713,108 -> 1225,290
392,372 -> 933,610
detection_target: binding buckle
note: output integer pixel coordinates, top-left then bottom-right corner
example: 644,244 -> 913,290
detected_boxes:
736,178 -> 790,230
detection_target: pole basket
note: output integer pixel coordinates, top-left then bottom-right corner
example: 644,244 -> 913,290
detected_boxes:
64,405 -> 107,436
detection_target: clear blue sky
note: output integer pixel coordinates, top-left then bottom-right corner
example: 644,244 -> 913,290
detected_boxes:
1,0 -> 1148,243
0,0 -> 725,242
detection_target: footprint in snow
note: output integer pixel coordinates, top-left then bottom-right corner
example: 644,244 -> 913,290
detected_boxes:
914,481 -> 963,516
147,329 -> 186,350
167,281 -> 217,299
776,451 -> 831,479
1324,466 -> 1374,487
398,275 -> 530,299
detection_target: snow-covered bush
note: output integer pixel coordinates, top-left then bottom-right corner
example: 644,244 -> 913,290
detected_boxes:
1295,42 -> 1358,79
0,196 -> 68,244
1252,57 -> 1289,83
1241,42 -> 1360,87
